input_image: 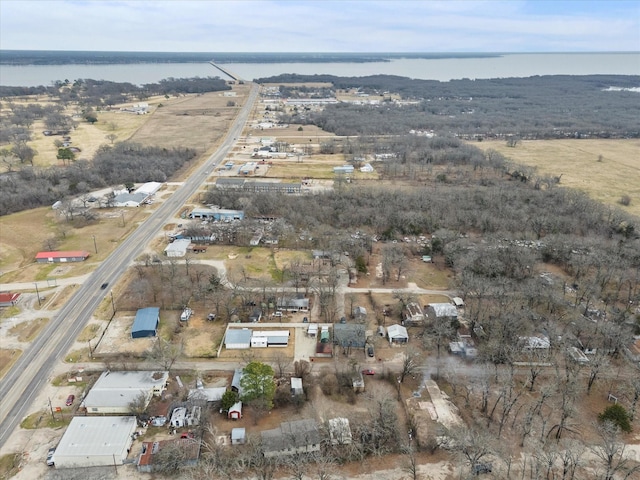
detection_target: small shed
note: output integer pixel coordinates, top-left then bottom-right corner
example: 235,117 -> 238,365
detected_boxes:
291,377 -> 303,396
452,297 -> 465,308
308,323 -> 318,337
231,369 -> 244,394
131,307 -> 159,339
353,306 -> 367,320
228,401 -> 242,420
231,428 -> 246,445
225,329 -> 251,349
387,324 -> 409,344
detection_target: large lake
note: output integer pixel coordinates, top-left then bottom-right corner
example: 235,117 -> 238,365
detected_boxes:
1,52 -> 639,87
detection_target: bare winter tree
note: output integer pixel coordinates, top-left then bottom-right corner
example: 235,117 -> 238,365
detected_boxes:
399,349 -> 420,383
449,425 -> 493,476
591,421 -> 640,480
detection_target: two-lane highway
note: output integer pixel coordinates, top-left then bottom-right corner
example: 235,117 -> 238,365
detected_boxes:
0,84 -> 259,449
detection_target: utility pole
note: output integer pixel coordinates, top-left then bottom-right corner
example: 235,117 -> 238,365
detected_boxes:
48,397 -> 55,420
110,290 -> 116,314
34,283 -> 41,306
92,235 -> 98,254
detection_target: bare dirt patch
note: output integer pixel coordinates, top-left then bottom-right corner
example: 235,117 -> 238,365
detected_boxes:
93,314 -> 154,357
8,317 -> 48,342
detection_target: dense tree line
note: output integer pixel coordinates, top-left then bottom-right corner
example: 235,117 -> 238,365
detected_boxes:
259,74 -> 640,138
0,76 -> 230,102
0,143 -> 196,215
0,51 -> 493,66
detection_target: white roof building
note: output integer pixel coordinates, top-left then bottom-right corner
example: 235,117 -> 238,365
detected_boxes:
82,370 -> 168,414
135,182 -> 163,196
164,239 -> 191,257
188,387 -> 227,402
426,303 -> 459,319
387,324 -> 409,343
53,416 -> 137,468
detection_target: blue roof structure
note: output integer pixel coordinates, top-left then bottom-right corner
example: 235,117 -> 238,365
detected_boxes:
132,307 -> 160,338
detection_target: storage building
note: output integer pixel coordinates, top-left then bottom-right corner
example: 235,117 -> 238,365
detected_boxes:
35,250 -> 90,263
82,370 -> 168,414
225,329 -> 252,349
53,416 -> 137,468
131,308 -> 159,339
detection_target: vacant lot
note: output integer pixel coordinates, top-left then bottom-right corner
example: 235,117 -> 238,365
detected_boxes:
0,349 -> 21,379
8,317 -> 48,342
131,87 -> 249,152
473,139 -> 640,216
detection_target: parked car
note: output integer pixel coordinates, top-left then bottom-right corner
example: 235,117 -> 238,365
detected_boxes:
362,369 -> 375,375
339,316 -> 346,324
46,448 -> 55,466
302,317 -> 308,323
65,394 -> 75,406
367,346 -> 375,357
472,463 -> 492,475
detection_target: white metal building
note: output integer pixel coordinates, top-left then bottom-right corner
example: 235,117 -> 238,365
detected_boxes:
53,416 -> 137,468
82,370 -> 168,414
164,239 -> 191,257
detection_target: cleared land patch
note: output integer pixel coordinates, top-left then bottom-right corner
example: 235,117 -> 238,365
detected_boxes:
473,139 -> 640,216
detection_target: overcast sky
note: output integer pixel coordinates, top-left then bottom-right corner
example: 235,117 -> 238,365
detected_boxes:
1,0 -> 639,53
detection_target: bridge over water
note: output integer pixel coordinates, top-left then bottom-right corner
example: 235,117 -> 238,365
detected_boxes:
210,61 -> 243,82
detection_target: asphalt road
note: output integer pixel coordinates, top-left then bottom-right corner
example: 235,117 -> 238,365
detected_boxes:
0,84 -> 259,449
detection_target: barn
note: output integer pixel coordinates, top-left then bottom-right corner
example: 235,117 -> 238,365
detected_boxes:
53,416 -> 137,468
131,307 -> 160,339
35,251 -> 90,263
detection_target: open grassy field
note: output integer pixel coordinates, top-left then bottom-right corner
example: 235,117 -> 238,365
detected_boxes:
131,86 -> 250,152
473,139 -> 640,217
0,205 -> 151,282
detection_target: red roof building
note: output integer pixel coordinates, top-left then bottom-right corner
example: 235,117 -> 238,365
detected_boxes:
0,292 -> 21,307
35,251 -> 90,263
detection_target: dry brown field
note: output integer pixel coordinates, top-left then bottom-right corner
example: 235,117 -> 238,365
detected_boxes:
0,349 -> 21,378
131,86 -> 250,151
473,139 -> 640,217
0,206 -> 151,283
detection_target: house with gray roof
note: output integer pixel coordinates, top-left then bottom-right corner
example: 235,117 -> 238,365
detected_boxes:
333,323 -> 366,349
261,419 -> 321,458
426,303 -> 458,321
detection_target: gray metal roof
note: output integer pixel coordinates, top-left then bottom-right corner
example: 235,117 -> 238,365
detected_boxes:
225,329 -> 252,345
82,371 -> 168,409
132,307 -> 159,334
